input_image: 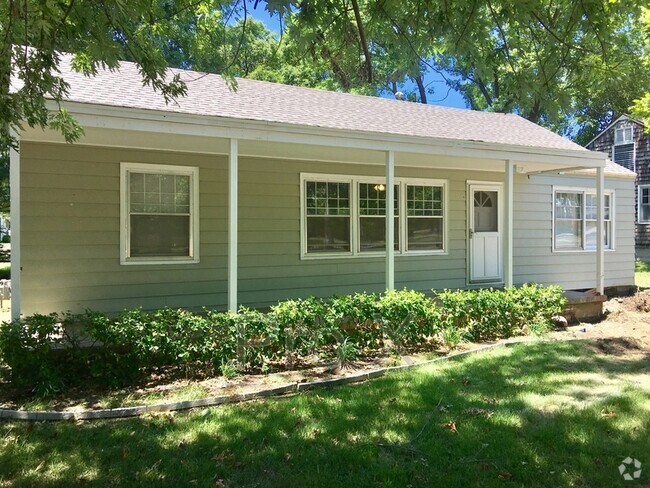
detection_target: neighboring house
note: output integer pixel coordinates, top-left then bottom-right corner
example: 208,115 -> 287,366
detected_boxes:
9,56 -> 635,319
586,115 -> 650,247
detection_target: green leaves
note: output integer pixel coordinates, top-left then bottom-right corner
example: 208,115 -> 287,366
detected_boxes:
0,285 -> 566,395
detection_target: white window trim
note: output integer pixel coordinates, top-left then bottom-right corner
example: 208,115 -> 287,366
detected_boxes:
120,162 -> 200,265
638,185 -> 650,224
300,173 -> 449,259
552,186 -> 615,253
614,126 -> 633,144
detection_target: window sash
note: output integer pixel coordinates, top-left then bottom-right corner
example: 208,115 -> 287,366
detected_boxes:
639,187 -> 650,223
121,163 -> 198,264
358,183 -> 399,252
554,190 -> 612,251
615,127 -> 633,144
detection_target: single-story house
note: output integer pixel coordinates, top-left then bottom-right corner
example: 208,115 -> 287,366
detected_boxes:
9,55 -> 636,319
586,114 -> 650,247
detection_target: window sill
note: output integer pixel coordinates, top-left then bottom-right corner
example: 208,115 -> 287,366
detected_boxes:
121,257 -> 200,266
552,249 -> 615,254
300,251 -> 449,260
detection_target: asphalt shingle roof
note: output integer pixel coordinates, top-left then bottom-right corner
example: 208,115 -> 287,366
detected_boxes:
570,159 -> 636,178
54,55 -> 590,154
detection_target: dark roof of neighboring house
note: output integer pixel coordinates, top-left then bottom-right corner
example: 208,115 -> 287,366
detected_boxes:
40,54 -> 592,154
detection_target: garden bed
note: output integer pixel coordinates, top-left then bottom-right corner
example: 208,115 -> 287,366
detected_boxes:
0,285 -> 566,410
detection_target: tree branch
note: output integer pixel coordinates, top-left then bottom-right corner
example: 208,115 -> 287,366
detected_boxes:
349,0 -> 372,83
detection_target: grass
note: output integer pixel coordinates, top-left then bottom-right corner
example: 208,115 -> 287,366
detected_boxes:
636,257 -> 650,288
1,340 -> 648,487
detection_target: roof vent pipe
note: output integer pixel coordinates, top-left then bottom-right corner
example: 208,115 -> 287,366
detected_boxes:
395,91 -> 405,101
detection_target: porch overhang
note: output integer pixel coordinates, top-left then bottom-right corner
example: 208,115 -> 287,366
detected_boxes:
26,101 -> 606,174
12,101 -> 608,317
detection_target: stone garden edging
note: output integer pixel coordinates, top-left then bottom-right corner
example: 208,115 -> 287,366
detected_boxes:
0,340 -> 520,421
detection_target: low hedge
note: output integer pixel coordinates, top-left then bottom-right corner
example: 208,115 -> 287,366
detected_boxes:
0,285 -> 565,395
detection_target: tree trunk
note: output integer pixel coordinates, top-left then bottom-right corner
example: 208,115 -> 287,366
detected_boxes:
349,0 -> 372,83
414,75 -> 427,104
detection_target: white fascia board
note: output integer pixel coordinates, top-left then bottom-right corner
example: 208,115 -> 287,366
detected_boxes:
42,100 -> 607,169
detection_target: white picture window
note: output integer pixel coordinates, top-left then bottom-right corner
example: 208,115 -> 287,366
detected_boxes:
554,188 -> 612,251
302,174 -> 447,258
639,186 -> 650,223
121,163 -> 199,264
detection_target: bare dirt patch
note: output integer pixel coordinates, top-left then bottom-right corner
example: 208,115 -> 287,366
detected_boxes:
548,291 -> 650,362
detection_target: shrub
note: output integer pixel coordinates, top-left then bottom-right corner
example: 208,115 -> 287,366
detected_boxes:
270,297 -> 329,361
0,313 -> 124,394
0,313 -> 67,394
377,289 -> 439,349
327,293 -> 381,350
0,284 -> 565,395
434,284 -> 566,341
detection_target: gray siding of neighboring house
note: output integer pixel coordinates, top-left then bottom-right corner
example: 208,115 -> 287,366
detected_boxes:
587,119 -> 650,247
19,141 -> 635,315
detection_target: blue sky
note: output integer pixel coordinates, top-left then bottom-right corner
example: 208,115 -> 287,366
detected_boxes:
247,1 -> 469,110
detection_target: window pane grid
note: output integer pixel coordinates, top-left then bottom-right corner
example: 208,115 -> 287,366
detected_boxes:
585,194 -> 611,221
358,183 -> 399,216
306,181 -> 350,216
407,185 -> 443,217
130,172 -> 190,215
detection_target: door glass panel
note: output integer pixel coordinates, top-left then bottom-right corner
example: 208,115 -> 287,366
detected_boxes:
474,191 -> 498,232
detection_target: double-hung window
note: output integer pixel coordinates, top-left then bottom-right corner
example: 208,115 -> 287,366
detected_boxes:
554,188 -> 613,251
358,182 -> 399,252
121,163 -> 199,264
639,186 -> 650,223
304,179 -> 352,254
406,185 -> 444,251
302,174 -> 447,258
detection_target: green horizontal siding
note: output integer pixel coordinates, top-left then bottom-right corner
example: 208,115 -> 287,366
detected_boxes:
20,141 -> 635,315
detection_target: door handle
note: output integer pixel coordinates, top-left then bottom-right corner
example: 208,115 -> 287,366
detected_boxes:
469,229 -> 474,239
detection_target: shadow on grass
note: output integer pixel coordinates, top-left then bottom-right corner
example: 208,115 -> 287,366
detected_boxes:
1,340 -> 648,487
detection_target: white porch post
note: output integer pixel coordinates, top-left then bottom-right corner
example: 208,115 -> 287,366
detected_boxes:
596,166 -> 605,294
386,150 -> 395,290
228,138 -> 238,312
9,131 -> 20,321
504,160 -> 514,288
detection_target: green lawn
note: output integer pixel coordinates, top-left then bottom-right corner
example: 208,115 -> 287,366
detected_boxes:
636,258 -> 650,288
1,340 -> 648,487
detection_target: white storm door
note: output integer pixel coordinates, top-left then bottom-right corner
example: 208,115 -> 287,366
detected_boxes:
469,185 -> 502,282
